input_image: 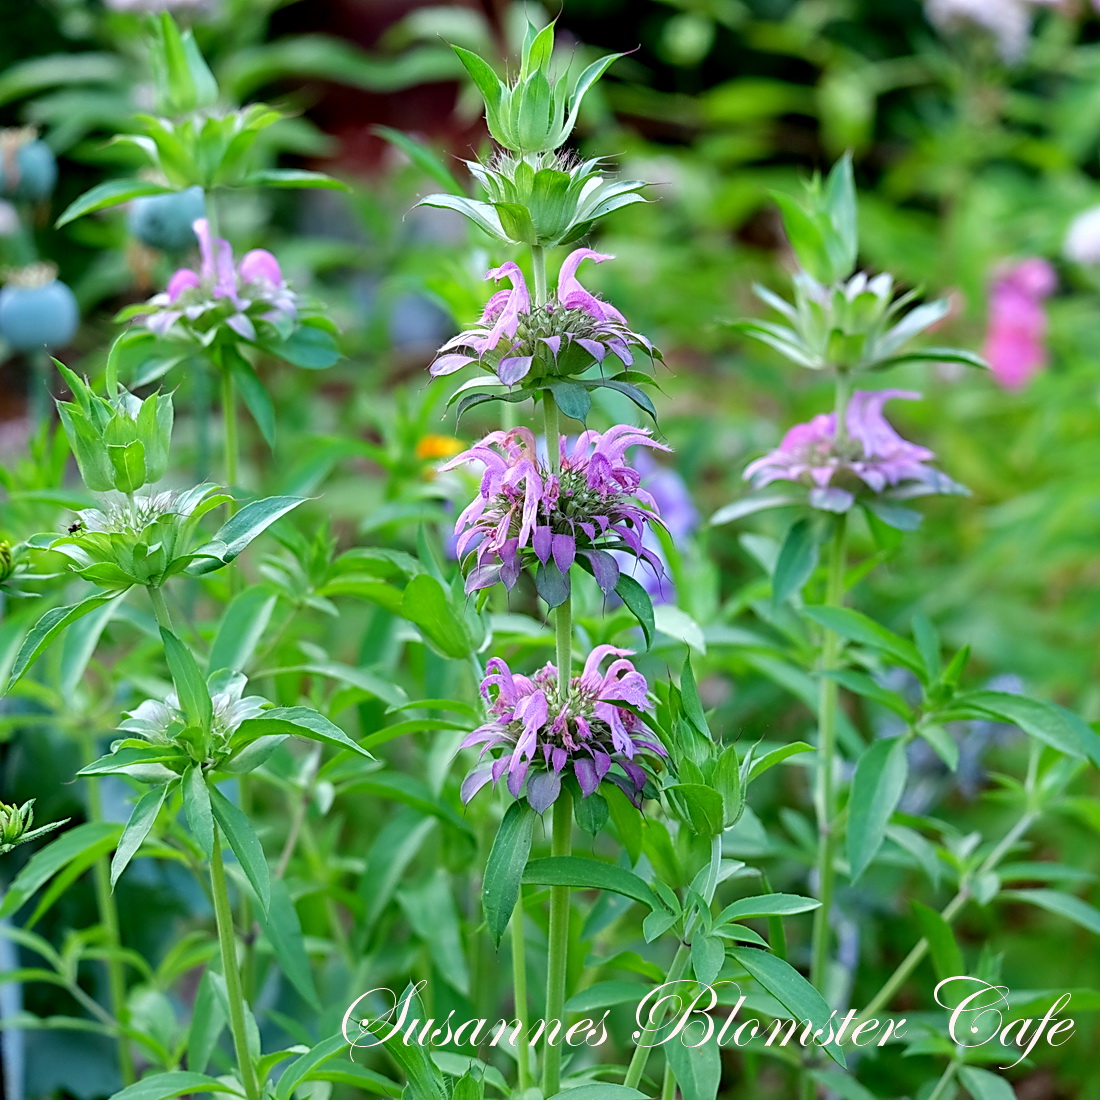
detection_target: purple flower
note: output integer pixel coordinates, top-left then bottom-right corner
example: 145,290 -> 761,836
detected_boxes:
982,258 -> 1056,391
459,646 -> 666,811
139,218 -> 296,342
442,424 -> 670,595
744,390 -> 963,512
429,248 -> 655,386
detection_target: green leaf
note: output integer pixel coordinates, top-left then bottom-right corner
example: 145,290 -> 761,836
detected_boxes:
803,606 -> 924,674
691,933 -> 725,985
523,856 -> 658,910
847,736 -> 909,881
483,801 -> 536,947
680,657 -> 708,737
187,495 -> 306,574
717,893 -> 821,922
243,168 -> 347,191
261,323 -> 342,369
111,786 -> 168,888
0,822 -> 118,919
958,1067 -> 1017,1100
209,786 -> 270,914
276,1033 -> 349,1100
182,765 -> 214,859
772,518 -> 818,606
209,586 -> 276,674
161,627 -> 213,730
6,591 -> 126,691
56,179 -> 173,227
534,561 -> 570,609
401,574 -> 473,659
911,899 -> 964,983
230,706 -> 373,761
963,692 -> 1099,766
547,1087 -> 645,1100
615,572 -> 654,650
666,783 -> 725,838
746,742 -> 814,783
186,970 -> 226,1074
373,126 -> 465,194
825,669 -> 911,719
728,948 -> 845,1067
109,1072 -> 232,1100
666,1025 -> 721,1100
585,378 -> 658,420
260,877 -> 321,1010
1002,889 -> 1100,935
228,351 -> 276,447
375,985 -> 449,1100
809,1071 -> 878,1100
548,381 -> 591,423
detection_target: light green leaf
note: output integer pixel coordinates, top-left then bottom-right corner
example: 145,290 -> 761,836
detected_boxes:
260,878 -> 320,1010
111,786 -> 168,888
847,737 -> 909,881
728,947 -> 845,1067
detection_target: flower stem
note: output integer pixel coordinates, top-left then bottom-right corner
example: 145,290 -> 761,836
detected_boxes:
623,834 -> 723,1091
809,513 -> 848,994
531,244 -> 548,307
541,788 -> 573,1098
77,729 -> 135,1087
210,828 -> 261,1100
926,1060 -> 959,1100
220,366 -> 240,509
833,370 -> 853,450
148,585 -> 174,632
511,895 -> 532,1091
853,811 -> 1037,1028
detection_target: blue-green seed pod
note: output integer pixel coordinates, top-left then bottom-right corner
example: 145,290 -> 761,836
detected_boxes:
0,132 -> 57,202
0,265 -> 79,350
128,186 -> 206,253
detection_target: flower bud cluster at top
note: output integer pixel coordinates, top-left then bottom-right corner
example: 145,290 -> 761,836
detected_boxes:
420,21 -> 648,251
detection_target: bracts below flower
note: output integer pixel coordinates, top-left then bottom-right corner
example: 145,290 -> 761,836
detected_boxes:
459,646 -> 666,812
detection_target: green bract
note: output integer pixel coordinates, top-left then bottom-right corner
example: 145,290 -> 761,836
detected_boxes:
453,21 -> 622,156
735,269 -> 985,374
422,152 -> 647,248
55,362 -> 173,494
38,486 -> 305,591
80,667 -> 370,781
0,799 -> 68,856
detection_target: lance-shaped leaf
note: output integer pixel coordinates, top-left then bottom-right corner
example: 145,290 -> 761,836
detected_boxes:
186,495 -> 306,575
228,706 -> 373,761
483,800 -> 536,946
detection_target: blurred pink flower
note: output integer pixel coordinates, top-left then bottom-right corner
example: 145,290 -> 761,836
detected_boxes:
982,259 -> 1056,390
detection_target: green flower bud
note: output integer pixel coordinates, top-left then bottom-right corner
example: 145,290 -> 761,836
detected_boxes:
0,799 -> 68,855
454,22 -> 622,156
54,361 -> 173,494
0,539 -> 13,583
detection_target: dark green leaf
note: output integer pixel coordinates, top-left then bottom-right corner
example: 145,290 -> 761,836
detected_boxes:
523,856 -> 657,910
209,786 -> 270,914
111,786 -> 168,888
483,801 -> 536,946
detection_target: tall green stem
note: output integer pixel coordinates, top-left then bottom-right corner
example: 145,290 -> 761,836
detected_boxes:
148,585 -> 174,632
623,835 -> 723,1091
926,1060 -> 959,1100
511,898 -> 532,1091
78,730 -> 135,1087
832,370 -> 853,450
220,367 -> 240,508
531,244 -> 548,308
541,789 -> 573,1098
210,829 -> 261,1100
809,514 -> 847,993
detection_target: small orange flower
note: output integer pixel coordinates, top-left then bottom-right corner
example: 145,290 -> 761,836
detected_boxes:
416,434 -> 464,461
